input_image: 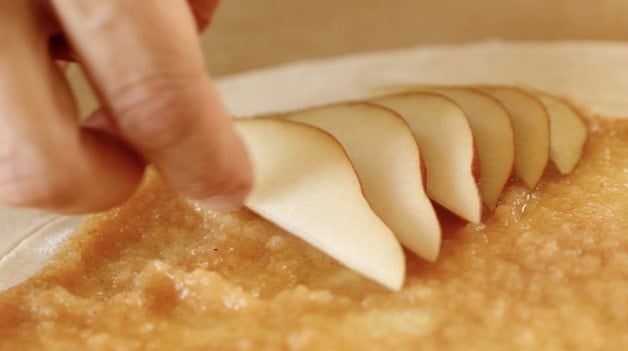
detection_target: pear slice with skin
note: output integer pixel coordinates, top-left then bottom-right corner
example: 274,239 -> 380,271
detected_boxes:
372,93 -> 481,224
533,93 -> 588,175
235,118 -> 405,290
480,86 -> 550,189
422,87 -> 515,210
279,102 -> 441,261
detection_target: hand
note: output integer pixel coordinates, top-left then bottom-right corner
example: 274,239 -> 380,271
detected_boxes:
0,0 -> 253,213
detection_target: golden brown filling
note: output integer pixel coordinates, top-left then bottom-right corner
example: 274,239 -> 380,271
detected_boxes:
0,118 -> 626,350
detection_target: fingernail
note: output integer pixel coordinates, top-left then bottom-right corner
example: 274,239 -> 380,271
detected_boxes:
199,185 -> 250,212
199,194 -> 242,212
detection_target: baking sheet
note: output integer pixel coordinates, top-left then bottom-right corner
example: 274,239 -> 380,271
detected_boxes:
2,41 -> 627,291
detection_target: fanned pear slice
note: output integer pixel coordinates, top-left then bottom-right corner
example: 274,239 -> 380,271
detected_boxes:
235,118 -> 405,290
280,102 -> 441,261
423,87 -> 515,210
481,86 -> 550,189
372,93 -> 481,224
534,93 -> 588,175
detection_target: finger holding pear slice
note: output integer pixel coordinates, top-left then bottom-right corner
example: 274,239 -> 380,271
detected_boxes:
278,102 -> 441,262
235,118 -> 405,290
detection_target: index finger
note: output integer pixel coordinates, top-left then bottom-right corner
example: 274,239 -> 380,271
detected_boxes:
50,0 -> 252,210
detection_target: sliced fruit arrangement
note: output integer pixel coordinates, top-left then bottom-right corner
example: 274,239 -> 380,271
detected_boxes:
279,102 -> 441,262
419,87 -> 515,210
236,118 -> 405,290
531,92 -> 588,175
371,93 -> 481,224
233,85 -> 588,290
479,86 -> 551,189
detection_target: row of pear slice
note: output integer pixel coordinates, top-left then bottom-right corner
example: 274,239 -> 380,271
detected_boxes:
233,86 -> 588,290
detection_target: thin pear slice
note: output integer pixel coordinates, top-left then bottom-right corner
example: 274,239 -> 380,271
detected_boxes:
235,118 -> 405,290
423,87 -> 515,210
533,93 -> 588,175
279,102 -> 441,261
372,93 -> 481,224
481,86 -> 550,189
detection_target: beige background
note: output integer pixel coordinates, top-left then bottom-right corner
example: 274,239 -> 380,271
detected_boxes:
203,0 -> 628,76
71,0 -> 628,112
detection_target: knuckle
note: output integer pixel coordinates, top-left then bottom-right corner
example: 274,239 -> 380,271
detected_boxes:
112,73 -> 204,152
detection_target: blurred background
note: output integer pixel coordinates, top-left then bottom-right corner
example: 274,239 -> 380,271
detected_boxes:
70,0 -> 628,112
202,0 -> 628,76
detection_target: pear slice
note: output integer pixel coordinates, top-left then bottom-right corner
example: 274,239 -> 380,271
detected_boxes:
533,93 -> 588,175
372,93 -> 481,224
422,87 -> 515,210
481,86 -> 550,189
279,102 -> 441,261
235,118 -> 405,290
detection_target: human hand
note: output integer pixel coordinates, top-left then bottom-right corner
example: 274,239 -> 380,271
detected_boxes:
0,0 -> 253,213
